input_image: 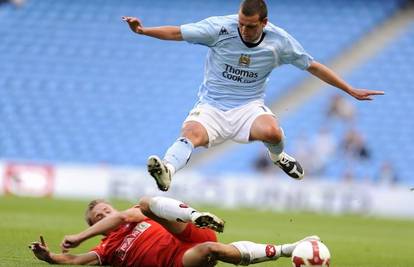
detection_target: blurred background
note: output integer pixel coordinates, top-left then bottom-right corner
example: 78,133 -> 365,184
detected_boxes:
0,0 -> 414,218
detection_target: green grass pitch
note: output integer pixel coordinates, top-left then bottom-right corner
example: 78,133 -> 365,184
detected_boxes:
0,196 -> 413,267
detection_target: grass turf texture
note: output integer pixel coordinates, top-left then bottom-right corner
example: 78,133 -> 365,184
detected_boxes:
0,196 -> 413,267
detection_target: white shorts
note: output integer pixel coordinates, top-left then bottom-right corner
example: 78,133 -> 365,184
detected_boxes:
183,100 -> 275,147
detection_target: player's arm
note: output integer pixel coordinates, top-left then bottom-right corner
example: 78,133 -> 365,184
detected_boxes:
307,61 -> 384,100
122,16 -> 183,41
30,236 -> 99,265
61,207 -> 146,251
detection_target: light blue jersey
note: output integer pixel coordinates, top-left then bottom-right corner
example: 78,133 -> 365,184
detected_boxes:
181,14 -> 313,111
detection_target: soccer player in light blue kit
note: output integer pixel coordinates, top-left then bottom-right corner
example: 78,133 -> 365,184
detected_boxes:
122,0 -> 384,191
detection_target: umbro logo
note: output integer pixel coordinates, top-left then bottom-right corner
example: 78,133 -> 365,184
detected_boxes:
265,245 -> 276,258
219,26 -> 229,36
189,111 -> 200,116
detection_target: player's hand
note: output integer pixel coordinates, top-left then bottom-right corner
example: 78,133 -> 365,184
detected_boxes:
29,236 -> 53,263
122,16 -> 144,34
60,234 -> 82,253
349,88 -> 384,101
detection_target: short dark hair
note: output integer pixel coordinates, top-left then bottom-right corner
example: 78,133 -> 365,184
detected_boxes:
240,0 -> 268,21
84,199 -> 109,226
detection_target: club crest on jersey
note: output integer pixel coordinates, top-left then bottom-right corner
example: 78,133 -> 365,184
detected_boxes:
238,54 -> 251,67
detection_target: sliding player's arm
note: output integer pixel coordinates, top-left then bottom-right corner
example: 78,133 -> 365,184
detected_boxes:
61,207 -> 146,252
30,236 -> 99,265
122,16 -> 183,41
307,61 -> 384,100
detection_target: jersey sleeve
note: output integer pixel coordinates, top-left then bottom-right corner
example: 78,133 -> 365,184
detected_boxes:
180,17 -> 220,47
278,32 -> 313,70
90,241 -> 106,265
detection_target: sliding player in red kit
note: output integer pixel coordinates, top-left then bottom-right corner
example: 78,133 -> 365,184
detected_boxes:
30,196 -> 318,266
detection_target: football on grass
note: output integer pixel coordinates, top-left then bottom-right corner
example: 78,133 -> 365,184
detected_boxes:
291,240 -> 330,267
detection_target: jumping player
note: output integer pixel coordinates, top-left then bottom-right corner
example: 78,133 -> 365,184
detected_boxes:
29,196 -> 319,266
122,0 -> 384,191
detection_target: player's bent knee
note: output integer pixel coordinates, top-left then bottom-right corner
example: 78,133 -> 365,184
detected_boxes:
181,123 -> 208,146
190,242 -> 221,258
182,242 -> 221,267
261,126 -> 283,144
199,242 -> 222,255
138,197 -> 151,215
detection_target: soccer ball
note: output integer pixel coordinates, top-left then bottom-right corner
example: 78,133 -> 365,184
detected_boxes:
291,240 -> 331,267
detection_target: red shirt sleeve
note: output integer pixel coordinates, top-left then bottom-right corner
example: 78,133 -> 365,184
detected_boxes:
90,237 -> 110,265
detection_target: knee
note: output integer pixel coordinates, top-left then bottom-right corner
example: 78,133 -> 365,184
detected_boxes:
181,123 -> 208,146
262,125 -> 283,144
183,242 -> 220,267
138,196 -> 151,216
196,242 -> 221,257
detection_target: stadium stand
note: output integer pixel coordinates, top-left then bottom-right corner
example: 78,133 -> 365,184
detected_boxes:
0,0 -> 409,183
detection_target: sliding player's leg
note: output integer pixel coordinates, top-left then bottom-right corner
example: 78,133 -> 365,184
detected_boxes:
181,236 -> 320,267
139,196 -> 224,235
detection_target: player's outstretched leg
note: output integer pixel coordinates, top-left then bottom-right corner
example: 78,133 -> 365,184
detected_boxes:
147,137 -> 194,191
278,235 -> 320,257
231,235 -> 320,265
183,235 -> 321,266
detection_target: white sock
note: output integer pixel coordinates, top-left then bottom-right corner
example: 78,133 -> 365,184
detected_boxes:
280,242 -> 297,257
263,128 -> 285,162
231,241 -> 282,265
164,137 -> 194,175
165,162 -> 176,176
149,196 -> 199,222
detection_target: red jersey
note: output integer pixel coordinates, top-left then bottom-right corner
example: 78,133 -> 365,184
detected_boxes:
91,218 -> 217,267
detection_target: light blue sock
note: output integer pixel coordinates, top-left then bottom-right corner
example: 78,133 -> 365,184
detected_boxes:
263,128 -> 285,162
164,137 -> 194,173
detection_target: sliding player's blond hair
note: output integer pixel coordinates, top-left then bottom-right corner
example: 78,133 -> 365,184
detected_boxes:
84,199 -> 109,226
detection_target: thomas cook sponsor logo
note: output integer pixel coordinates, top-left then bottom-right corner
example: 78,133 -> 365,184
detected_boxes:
222,64 -> 258,83
238,54 -> 251,67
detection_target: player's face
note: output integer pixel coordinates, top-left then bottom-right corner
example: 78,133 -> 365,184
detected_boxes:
238,11 -> 267,43
90,203 -> 116,225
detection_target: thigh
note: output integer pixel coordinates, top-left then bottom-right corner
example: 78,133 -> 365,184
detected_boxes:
183,104 -> 230,147
173,223 -> 217,243
180,243 -> 218,267
231,101 -> 275,143
172,228 -> 218,267
249,114 -> 281,142
181,242 -> 241,267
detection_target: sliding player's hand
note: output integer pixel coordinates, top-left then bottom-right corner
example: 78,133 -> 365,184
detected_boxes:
122,16 -> 144,34
29,236 -> 53,263
349,88 -> 384,101
60,234 -> 82,253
